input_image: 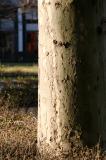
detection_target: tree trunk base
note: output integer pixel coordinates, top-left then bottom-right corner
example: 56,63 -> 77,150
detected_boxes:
37,136 -> 83,160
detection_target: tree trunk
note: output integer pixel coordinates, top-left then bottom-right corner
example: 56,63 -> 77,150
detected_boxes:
38,0 -> 104,156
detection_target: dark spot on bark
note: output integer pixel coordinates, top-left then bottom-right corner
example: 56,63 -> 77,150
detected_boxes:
58,41 -> 63,46
48,1 -> 51,5
59,90 -> 62,93
56,111 -> 58,114
73,89 -> 77,97
60,122 -> 62,127
64,108 -> 67,114
35,139 -> 37,143
70,130 -> 75,137
70,142 -> 74,148
66,75 -> 70,81
41,132 -> 43,137
63,42 -> 71,48
46,52 -> 49,56
59,42 -> 71,48
55,1 -> 62,9
74,106 -> 77,114
64,126 -> 69,131
53,103 -> 56,108
53,39 -> 57,44
50,137 -> 53,142
68,61 -> 71,65
65,27 -> 68,32
63,103 -> 65,108
42,1 -> 45,6
61,79 -> 64,83
53,40 -> 71,48
54,129 -> 57,135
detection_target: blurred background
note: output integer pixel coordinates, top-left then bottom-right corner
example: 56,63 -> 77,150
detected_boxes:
0,0 -> 38,112
0,0 -> 38,63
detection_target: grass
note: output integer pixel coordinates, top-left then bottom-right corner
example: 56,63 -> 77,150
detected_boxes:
0,105 -> 106,160
0,63 -> 38,110
0,63 -> 38,74
0,63 -> 38,159
0,106 -> 38,160
0,63 -> 106,159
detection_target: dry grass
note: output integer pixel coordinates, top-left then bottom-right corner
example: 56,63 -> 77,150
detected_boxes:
0,105 -> 106,160
0,106 -> 38,160
0,63 -> 106,159
0,63 -> 39,159
0,63 -> 38,109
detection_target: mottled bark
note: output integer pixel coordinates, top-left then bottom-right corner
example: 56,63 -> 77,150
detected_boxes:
38,0 -> 104,156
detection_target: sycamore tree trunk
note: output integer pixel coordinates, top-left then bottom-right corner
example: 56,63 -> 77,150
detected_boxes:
38,0 -> 104,156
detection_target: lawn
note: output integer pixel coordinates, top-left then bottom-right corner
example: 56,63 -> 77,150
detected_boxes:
0,63 -> 38,110
0,63 -> 38,159
0,63 -> 38,75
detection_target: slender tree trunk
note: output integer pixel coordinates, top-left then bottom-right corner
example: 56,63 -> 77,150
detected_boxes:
38,0 -> 104,157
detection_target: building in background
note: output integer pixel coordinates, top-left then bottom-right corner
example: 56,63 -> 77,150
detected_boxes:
0,0 -> 38,62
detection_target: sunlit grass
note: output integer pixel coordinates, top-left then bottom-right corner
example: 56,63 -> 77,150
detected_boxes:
0,63 -> 38,74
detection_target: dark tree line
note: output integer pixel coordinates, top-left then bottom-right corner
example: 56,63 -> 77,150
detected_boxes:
0,0 -> 37,19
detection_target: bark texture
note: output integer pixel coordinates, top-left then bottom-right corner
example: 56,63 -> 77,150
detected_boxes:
38,0 -> 104,156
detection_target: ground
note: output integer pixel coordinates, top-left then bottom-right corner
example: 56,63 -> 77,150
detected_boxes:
0,63 -> 105,160
0,108 -> 37,160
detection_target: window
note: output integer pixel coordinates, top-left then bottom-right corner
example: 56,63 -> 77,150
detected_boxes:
25,9 -> 37,20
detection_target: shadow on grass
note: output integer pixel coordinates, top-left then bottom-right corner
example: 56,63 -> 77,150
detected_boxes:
0,78 -> 38,110
0,63 -> 38,113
